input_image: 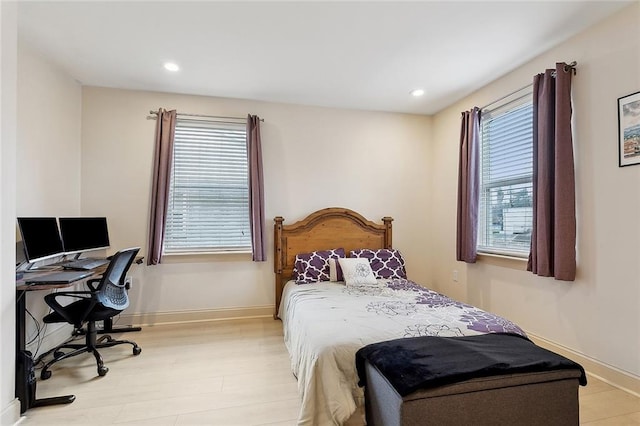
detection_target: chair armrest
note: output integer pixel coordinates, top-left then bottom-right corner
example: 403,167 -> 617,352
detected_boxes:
44,291 -> 97,325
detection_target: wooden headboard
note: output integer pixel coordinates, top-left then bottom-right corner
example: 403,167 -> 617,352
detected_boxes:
273,207 -> 393,318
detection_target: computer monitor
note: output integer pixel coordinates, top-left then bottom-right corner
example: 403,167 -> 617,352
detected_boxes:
17,217 -> 65,263
59,217 -> 110,256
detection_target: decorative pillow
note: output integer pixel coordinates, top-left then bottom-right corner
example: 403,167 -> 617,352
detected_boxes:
293,248 -> 345,284
328,258 -> 344,282
350,248 -> 407,279
338,257 -> 377,286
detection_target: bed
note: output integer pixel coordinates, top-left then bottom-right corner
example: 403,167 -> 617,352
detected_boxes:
274,208 -> 530,426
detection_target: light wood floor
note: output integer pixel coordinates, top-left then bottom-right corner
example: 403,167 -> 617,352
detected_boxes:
20,318 -> 640,425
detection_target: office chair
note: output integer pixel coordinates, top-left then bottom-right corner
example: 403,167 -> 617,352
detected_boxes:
40,247 -> 142,379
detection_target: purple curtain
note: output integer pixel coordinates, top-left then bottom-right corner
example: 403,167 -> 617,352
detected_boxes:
147,109 -> 177,265
456,107 -> 481,263
247,115 -> 266,262
527,63 -> 576,281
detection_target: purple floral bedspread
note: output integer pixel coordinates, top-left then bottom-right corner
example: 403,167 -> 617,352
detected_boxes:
280,279 -> 525,426
384,279 -> 525,337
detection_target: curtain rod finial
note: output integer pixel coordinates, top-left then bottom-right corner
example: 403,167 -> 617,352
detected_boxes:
564,61 -> 577,75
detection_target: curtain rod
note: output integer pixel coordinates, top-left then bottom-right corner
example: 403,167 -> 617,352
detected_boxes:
480,83 -> 532,111
480,61 -> 577,111
146,110 -> 264,122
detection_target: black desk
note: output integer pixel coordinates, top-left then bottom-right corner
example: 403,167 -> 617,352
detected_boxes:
14,257 -> 143,413
15,278 -> 86,413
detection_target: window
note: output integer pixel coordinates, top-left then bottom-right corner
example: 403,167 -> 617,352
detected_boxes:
163,118 -> 251,253
478,88 -> 533,258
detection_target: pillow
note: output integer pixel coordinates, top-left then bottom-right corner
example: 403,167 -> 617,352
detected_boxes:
338,257 -> 377,286
328,258 -> 344,282
350,248 -> 407,279
293,248 -> 345,284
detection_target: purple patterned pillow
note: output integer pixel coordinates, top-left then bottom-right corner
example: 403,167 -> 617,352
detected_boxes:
293,248 -> 346,284
349,248 -> 407,279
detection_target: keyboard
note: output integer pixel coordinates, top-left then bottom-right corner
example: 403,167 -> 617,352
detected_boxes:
59,258 -> 109,270
25,270 -> 93,284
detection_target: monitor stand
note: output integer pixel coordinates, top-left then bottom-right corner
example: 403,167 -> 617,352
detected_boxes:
19,262 -> 59,273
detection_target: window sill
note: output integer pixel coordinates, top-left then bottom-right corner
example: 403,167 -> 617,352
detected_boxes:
476,252 -> 528,271
161,250 -> 253,264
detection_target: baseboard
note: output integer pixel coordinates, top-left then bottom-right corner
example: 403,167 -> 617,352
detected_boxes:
118,305 -> 274,327
528,332 -> 640,397
1,398 -> 21,426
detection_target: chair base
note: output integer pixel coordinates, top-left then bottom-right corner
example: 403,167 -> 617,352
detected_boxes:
39,322 -> 141,380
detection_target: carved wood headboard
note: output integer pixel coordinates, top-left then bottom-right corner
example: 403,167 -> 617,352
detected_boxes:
273,207 -> 393,318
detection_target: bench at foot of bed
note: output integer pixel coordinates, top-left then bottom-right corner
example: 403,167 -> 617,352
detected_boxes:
364,363 -> 583,426
358,334 -> 586,426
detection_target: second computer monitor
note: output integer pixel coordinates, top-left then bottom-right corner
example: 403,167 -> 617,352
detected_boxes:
59,217 -> 110,255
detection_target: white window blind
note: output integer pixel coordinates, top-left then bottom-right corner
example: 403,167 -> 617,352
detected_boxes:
163,119 -> 251,253
478,89 -> 533,257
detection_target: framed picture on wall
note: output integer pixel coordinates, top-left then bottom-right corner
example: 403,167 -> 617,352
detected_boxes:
618,90 -> 640,167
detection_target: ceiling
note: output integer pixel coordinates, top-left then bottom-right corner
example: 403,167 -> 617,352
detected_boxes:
17,1 -> 631,115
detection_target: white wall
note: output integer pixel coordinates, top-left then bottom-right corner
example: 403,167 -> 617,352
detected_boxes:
16,40 -> 83,356
430,4 -> 640,380
1,2 -> 20,424
17,41 -> 82,216
81,87 -> 432,318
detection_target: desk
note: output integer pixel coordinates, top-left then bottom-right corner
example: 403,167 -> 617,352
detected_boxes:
15,278 -> 88,413
15,257 -> 143,413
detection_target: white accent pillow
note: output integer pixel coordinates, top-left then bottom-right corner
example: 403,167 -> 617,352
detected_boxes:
338,257 -> 377,286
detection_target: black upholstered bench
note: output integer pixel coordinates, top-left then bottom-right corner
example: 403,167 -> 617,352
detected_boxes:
356,334 -> 586,426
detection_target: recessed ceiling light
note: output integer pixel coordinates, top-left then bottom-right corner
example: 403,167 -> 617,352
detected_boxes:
164,62 -> 180,72
410,88 -> 425,97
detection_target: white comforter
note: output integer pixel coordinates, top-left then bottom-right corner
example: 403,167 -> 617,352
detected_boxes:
278,279 -> 524,426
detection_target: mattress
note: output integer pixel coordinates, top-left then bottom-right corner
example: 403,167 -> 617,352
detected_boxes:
278,278 -> 525,426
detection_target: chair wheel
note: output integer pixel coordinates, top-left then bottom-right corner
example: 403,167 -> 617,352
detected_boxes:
41,370 -> 52,380
133,346 -> 142,356
54,351 -> 65,359
98,366 -> 109,376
